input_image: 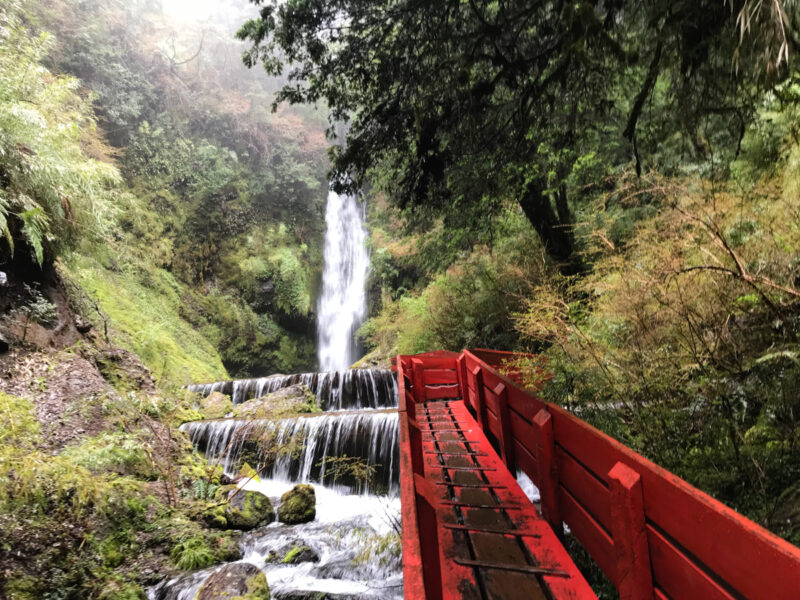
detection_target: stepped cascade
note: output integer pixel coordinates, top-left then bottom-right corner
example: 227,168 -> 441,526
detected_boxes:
182,405 -> 399,495
316,190 -> 369,372
186,368 -> 397,410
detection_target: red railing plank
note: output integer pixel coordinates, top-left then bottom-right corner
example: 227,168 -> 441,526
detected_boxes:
555,446 -> 612,532
558,485 -> 617,581
646,525 -> 737,600
421,369 -> 459,385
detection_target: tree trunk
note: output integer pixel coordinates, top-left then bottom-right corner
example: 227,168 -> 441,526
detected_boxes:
518,182 -> 579,274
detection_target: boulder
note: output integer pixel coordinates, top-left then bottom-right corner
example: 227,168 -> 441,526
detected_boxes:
233,384 -> 317,419
0,332 -> 9,353
201,391 -> 234,420
205,486 -> 275,530
281,544 -> 319,564
195,563 -> 269,600
278,484 -> 316,524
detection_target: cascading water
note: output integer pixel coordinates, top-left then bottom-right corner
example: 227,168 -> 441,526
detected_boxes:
182,410 -> 399,495
317,190 -> 369,372
153,186 -> 404,599
187,368 -> 397,410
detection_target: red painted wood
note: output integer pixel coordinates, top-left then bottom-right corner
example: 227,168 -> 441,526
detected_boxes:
411,358 -> 426,403
558,485 -> 617,581
422,369 -> 459,385
646,525 -> 736,600
456,354 -> 468,407
398,409 -> 427,600
608,462 -> 654,600
555,446 -> 612,531
424,385 -> 461,400
465,350 -> 800,600
494,383 -> 516,473
402,351 -> 800,599
533,409 -> 562,535
469,366 -> 487,430
509,409 -> 538,464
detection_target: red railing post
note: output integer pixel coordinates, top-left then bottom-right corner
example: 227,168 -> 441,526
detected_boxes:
495,382 -> 516,474
411,358 -> 426,404
456,353 -> 468,405
608,462 -> 654,600
470,366 -> 487,430
533,408 -> 562,536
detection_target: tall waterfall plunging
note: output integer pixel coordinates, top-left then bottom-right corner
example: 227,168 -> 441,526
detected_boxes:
317,190 -> 370,371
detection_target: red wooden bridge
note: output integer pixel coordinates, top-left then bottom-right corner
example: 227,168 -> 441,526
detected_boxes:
395,349 -> 800,600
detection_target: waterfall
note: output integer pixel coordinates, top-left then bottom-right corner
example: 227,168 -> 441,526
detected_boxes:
317,190 -> 369,372
182,410 -> 399,495
186,368 -> 397,410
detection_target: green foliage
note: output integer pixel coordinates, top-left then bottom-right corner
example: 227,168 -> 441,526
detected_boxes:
62,253 -> 228,385
0,1 -> 119,265
169,536 -> 216,571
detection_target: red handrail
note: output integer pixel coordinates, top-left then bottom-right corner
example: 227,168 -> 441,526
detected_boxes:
401,349 -> 800,600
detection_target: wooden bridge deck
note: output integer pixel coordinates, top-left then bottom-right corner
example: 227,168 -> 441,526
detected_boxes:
401,396 -> 596,599
397,350 -> 800,600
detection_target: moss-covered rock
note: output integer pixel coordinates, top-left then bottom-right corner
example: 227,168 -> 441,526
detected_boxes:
278,484 -> 316,524
195,562 -> 269,600
281,544 -> 319,564
204,486 -> 275,530
200,391 -> 234,420
233,384 -> 318,419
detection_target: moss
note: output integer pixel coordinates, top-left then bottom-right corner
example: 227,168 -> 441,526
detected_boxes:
4,575 -> 39,600
204,487 -> 275,530
243,573 -> 271,600
61,253 -> 229,386
280,545 -> 313,564
277,484 -> 316,524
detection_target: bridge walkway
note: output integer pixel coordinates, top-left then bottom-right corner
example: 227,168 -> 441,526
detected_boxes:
396,350 -> 800,600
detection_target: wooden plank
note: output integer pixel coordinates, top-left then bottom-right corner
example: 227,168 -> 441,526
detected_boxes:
397,413 -> 427,600
509,409 -> 538,461
424,384 -> 461,400
507,385 -> 544,422
513,439 -> 538,485
555,446 -> 612,532
609,462 -> 654,600
423,369 -> 459,385
646,525 -> 737,600
558,485 -> 617,582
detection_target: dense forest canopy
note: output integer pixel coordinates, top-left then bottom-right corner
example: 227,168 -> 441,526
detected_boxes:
238,0 -> 798,270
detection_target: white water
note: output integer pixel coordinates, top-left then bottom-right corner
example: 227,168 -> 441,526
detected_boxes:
317,190 -> 370,372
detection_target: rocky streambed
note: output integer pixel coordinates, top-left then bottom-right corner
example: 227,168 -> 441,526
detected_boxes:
152,370 -> 403,600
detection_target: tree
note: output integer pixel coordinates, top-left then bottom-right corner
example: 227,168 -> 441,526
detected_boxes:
238,0 -> 796,270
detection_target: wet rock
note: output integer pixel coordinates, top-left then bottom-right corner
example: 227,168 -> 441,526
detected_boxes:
205,487 -> 275,531
278,484 -> 316,524
73,315 -> 92,333
196,563 -> 270,600
201,391 -> 234,419
281,544 -> 319,564
233,384 -> 317,419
